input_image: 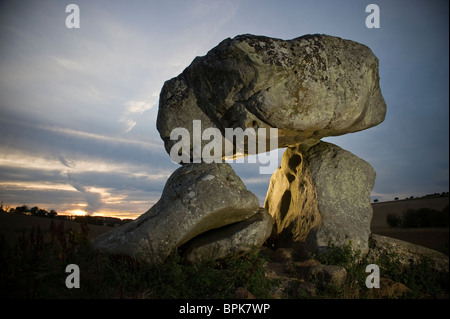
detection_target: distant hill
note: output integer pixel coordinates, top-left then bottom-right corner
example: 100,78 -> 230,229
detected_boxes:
371,196 -> 449,229
371,196 -> 449,253
0,212 -> 114,244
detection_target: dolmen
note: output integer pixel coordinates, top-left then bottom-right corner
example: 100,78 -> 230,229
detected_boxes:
93,34 -> 386,263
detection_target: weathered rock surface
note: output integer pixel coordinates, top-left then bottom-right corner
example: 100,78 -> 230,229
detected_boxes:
367,233 -> 449,273
92,163 -> 260,263
265,140 -> 376,254
264,145 -> 322,244
183,208 -> 273,263
157,33 -> 386,160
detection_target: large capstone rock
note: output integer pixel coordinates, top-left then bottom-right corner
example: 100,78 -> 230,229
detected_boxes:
157,34 -> 386,161
183,208 -> 273,263
265,140 -> 376,255
92,163 -> 260,263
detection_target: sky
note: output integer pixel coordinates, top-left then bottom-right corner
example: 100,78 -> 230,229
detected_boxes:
0,0 -> 448,219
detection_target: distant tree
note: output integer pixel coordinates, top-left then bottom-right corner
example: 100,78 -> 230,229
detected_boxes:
36,209 -> 49,217
14,205 -> 29,214
373,199 -> 379,203
394,197 -> 399,201
30,206 -> 39,216
0,201 -> 10,213
386,213 -> 402,227
48,209 -> 58,218
402,207 -> 449,228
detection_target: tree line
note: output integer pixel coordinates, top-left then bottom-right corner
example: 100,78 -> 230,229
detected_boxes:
373,191 -> 449,203
386,205 -> 449,228
0,202 -> 132,227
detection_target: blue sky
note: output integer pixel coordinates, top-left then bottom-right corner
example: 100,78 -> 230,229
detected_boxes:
0,0 -> 448,218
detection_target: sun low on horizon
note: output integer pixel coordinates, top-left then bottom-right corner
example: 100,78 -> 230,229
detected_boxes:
64,208 -> 141,220
67,209 -> 89,216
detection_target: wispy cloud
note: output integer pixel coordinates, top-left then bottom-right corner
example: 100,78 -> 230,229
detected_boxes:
0,114 -> 174,217
124,99 -> 155,114
120,91 -> 159,133
50,56 -> 84,72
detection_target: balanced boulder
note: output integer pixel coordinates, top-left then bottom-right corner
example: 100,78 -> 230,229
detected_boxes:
157,34 -> 386,160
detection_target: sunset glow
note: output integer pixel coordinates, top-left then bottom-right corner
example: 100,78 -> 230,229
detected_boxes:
68,209 -> 88,216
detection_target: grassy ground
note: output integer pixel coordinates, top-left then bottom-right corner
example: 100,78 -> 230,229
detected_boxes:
1,196 -> 448,299
0,218 -> 273,299
1,213 -> 448,299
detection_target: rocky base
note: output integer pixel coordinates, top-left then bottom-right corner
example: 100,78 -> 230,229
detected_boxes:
240,234 -> 449,299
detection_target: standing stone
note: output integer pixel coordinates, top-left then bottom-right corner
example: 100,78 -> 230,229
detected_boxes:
265,140 -> 376,254
264,145 -> 322,244
92,163 -> 260,264
157,34 -> 386,160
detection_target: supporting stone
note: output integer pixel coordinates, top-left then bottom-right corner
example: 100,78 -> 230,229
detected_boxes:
265,140 -> 376,255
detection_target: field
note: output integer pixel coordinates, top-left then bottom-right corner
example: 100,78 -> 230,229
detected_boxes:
371,196 -> 449,253
0,213 -> 113,244
1,196 -> 449,252
0,196 -> 448,299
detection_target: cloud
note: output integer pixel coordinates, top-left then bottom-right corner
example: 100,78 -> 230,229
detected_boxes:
57,156 -> 75,168
124,99 -> 155,114
120,91 -> 159,133
0,114 -> 175,217
50,56 -> 84,72
122,119 -> 137,133
67,177 -> 103,215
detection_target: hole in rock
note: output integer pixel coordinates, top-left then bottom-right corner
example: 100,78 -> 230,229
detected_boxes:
280,190 -> 292,220
288,154 -> 302,171
286,173 -> 295,183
